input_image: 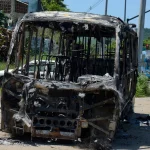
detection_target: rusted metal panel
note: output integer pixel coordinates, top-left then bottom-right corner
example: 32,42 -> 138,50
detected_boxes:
32,128 -> 76,140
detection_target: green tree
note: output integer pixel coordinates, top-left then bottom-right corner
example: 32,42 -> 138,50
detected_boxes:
136,74 -> 150,97
144,28 -> 150,40
0,11 -> 8,28
143,38 -> 150,50
143,38 -> 150,45
0,27 -> 12,61
41,0 -> 69,11
0,11 -> 10,61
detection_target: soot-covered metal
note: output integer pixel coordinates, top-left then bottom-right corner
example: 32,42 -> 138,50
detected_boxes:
1,11 -> 138,149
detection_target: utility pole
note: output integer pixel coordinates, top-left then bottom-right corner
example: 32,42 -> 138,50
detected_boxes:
138,0 -> 146,72
105,0 -> 108,15
124,0 -> 127,22
103,0 -> 108,54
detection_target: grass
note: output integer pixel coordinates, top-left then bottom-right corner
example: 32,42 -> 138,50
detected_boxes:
0,62 -> 7,70
0,62 -> 15,71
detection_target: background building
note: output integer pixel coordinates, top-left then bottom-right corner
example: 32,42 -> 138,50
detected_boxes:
20,0 -> 42,12
0,0 -> 28,26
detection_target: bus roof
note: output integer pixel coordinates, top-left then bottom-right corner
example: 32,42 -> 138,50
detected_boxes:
21,11 -> 125,28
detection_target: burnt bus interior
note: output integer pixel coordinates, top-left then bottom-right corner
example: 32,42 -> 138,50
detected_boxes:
1,16 -> 138,148
8,21 -> 138,83
11,21 -> 117,80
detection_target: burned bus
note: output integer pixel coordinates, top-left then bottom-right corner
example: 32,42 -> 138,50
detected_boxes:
1,11 -> 138,148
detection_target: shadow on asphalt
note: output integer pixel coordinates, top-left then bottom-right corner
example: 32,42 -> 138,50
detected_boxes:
113,113 -> 150,150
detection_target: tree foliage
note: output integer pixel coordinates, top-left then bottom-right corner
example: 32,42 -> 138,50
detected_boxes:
41,0 -> 69,11
0,11 -> 8,28
136,74 -> 150,97
144,28 -> 150,40
143,38 -> 150,45
0,12 -> 10,62
0,27 -> 12,61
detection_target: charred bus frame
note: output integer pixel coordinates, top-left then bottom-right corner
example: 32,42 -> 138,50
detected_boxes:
1,11 -> 138,148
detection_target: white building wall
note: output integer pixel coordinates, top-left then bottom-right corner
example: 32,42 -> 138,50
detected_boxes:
6,0 -> 28,26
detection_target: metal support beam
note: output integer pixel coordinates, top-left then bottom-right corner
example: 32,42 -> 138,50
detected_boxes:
127,9 -> 150,23
138,0 -> 146,72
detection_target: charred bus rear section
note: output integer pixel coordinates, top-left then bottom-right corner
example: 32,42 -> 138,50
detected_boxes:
1,12 -> 138,147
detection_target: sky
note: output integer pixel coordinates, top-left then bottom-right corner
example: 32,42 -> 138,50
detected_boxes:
64,0 -> 150,28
